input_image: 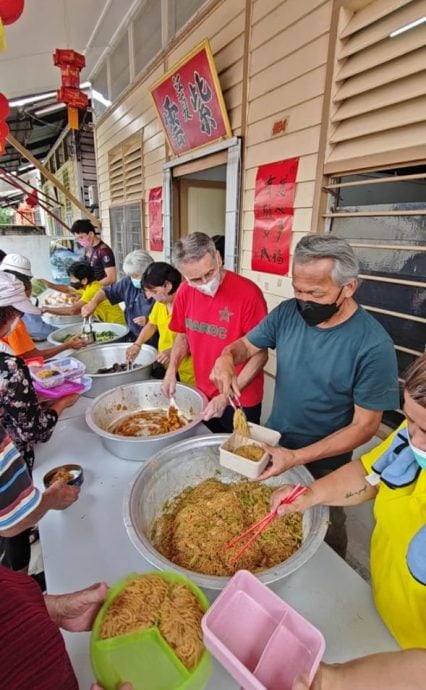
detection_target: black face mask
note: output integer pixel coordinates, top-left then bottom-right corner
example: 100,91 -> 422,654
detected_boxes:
296,288 -> 343,327
70,280 -> 82,290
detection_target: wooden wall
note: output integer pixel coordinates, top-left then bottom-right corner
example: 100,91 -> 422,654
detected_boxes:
95,0 -> 332,282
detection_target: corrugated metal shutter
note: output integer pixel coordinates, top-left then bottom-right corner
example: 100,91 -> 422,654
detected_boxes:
325,0 -> 426,173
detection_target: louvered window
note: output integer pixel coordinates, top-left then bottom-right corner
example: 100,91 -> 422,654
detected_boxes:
109,150 -> 125,203
109,135 -> 142,205
325,0 -> 426,173
326,166 -> 426,425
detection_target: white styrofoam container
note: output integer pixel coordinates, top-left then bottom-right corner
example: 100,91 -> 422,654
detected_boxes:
219,423 -> 281,479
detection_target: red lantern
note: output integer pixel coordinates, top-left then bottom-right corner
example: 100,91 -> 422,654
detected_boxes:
26,191 -> 38,208
53,49 -> 88,130
0,93 -> 9,155
0,92 -> 9,119
0,0 -> 25,25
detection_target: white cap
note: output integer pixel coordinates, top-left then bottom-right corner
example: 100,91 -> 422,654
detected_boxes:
0,271 -> 41,314
0,253 -> 33,277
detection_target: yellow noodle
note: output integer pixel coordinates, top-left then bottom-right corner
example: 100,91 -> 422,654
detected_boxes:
233,407 -> 250,437
151,479 -> 303,576
99,574 -> 205,670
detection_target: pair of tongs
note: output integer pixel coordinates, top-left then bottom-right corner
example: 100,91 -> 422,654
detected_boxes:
226,484 -> 307,565
81,316 -> 96,345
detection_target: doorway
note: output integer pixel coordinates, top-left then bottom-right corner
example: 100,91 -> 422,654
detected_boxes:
163,137 -> 241,270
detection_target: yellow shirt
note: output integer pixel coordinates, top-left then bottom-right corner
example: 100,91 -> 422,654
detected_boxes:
148,301 -> 195,386
81,281 -> 126,325
361,421 -> 426,648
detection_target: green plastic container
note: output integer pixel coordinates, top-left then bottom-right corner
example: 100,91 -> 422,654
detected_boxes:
90,571 -> 213,690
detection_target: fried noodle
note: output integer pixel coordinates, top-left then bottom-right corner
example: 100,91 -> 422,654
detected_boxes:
151,478 -> 303,576
99,574 -> 205,670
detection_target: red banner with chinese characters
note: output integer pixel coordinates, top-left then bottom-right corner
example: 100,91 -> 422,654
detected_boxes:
251,158 -> 299,275
148,187 -> 163,252
150,39 -> 232,156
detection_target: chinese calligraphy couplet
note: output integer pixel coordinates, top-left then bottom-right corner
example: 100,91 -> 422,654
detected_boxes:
148,187 -> 163,252
150,39 -> 231,156
251,158 -> 299,276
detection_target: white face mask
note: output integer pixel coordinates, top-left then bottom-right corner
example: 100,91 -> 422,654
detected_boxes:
192,273 -> 220,297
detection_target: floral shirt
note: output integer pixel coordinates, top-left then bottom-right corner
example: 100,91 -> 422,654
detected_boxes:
0,353 -> 58,471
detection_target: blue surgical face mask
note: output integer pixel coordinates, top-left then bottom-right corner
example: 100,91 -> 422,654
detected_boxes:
408,437 -> 426,470
131,278 -> 141,289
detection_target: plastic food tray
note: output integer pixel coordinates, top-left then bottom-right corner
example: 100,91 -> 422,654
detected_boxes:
219,423 -> 281,479
91,571 -> 212,690
202,570 -> 325,690
29,363 -> 64,389
33,375 -> 92,399
53,356 -> 86,379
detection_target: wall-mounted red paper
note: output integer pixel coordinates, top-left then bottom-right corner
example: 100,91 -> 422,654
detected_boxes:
150,39 -> 231,156
148,187 -> 163,252
251,157 -> 299,275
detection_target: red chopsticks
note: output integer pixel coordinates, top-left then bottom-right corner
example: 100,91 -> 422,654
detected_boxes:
226,484 -> 307,565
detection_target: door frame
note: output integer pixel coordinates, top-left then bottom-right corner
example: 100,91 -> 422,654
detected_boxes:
162,136 -> 241,270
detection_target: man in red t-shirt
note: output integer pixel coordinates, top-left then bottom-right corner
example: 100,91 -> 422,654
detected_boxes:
163,233 -> 268,432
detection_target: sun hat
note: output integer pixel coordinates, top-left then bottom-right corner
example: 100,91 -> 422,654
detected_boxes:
0,253 -> 33,277
0,271 -> 41,314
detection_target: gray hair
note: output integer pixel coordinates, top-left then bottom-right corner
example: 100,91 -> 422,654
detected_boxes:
172,232 -> 217,268
293,235 -> 359,286
122,249 -> 154,276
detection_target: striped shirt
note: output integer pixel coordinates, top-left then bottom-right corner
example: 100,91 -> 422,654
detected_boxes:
0,424 -> 41,562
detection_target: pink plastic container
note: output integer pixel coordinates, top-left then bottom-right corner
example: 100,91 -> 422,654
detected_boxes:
201,570 -> 325,690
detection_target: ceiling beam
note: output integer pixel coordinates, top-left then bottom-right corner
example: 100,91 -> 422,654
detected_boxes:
6,132 -> 101,228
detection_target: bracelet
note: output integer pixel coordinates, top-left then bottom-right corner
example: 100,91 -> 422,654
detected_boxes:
134,343 -> 142,349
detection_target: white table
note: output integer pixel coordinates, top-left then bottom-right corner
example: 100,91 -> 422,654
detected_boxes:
33,401 -> 398,689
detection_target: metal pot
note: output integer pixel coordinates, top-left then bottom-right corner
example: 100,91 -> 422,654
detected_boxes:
47,321 -> 129,346
42,313 -> 83,327
72,343 -> 157,397
124,434 -> 329,591
85,380 -> 208,461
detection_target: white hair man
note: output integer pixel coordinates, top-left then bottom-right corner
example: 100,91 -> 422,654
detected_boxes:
81,249 -> 154,341
162,232 -> 268,430
212,235 -> 399,556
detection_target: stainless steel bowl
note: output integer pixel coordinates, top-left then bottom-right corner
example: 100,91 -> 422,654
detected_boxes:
42,313 -> 83,327
124,435 -> 329,591
72,343 -> 157,398
85,380 -> 208,461
47,321 -> 129,346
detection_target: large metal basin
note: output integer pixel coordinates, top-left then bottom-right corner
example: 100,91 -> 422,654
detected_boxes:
42,313 -> 83,327
124,435 -> 329,591
85,380 -> 208,461
47,321 -> 129,345
72,343 -> 157,398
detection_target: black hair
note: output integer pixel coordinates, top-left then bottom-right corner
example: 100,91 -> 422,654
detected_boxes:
212,235 -> 225,262
70,219 -> 96,235
0,306 -> 21,328
68,261 -> 95,283
0,249 -> 6,262
3,269 -> 32,293
142,262 -> 182,295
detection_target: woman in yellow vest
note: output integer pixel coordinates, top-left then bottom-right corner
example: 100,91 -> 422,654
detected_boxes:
126,262 -> 194,386
269,353 -> 426,650
41,261 -> 125,325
